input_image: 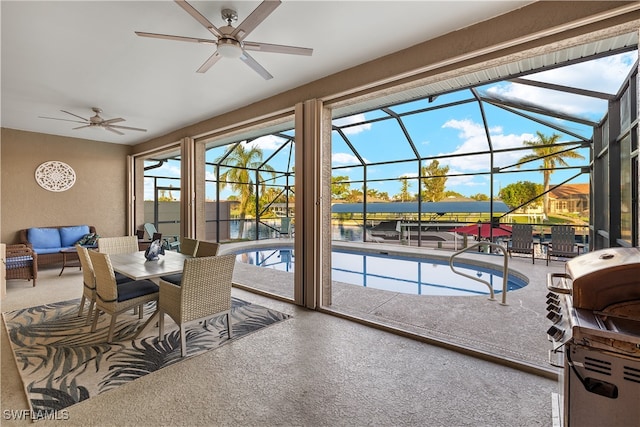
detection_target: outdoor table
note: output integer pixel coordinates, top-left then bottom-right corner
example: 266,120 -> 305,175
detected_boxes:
109,250 -> 191,281
108,250 -> 192,338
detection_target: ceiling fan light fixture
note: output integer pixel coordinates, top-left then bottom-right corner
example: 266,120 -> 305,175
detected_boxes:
217,38 -> 242,59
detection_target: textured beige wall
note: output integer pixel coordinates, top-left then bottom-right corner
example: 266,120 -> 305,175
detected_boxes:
1,128 -> 131,243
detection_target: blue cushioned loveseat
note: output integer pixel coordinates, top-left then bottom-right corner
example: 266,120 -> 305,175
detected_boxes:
19,225 -> 97,269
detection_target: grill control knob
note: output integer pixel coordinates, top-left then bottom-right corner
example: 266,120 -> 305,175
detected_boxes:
546,311 -> 562,324
546,291 -> 560,301
546,325 -> 565,341
547,303 -> 561,313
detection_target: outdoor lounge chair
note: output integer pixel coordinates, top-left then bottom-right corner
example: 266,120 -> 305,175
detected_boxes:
279,217 -> 292,238
546,225 -> 580,265
157,254 -> 236,357
144,223 -> 180,251
88,250 -> 159,342
507,224 -> 535,263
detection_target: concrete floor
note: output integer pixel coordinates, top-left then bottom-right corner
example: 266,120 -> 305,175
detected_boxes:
225,239 -> 567,376
1,243 -> 560,426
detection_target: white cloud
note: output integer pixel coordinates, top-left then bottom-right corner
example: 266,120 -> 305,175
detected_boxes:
439,119 -> 534,172
445,172 -> 485,188
333,152 -> 365,165
485,52 -> 637,117
333,113 -> 372,135
145,162 -> 180,178
205,170 -> 216,181
531,52 -> 636,94
486,83 -> 606,118
248,134 -> 287,151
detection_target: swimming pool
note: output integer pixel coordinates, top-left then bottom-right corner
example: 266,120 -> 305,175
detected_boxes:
235,247 -> 527,297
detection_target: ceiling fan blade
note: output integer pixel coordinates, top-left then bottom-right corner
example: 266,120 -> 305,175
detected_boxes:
72,125 -> 91,130
39,116 -> 87,124
196,51 -> 222,73
104,126 -> 125,136
108,124 -> 147,132
135,31 -> 216,45
174,0 -> 222,38
61,110 -> 89,122
239,50 -> 273,80
102,118 -> 125,125
243,41 -> 313,56
232,0 -> 281,41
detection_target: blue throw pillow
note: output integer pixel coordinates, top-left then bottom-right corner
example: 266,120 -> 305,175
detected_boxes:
60,225 -> 90,247
27,228 -> 61,249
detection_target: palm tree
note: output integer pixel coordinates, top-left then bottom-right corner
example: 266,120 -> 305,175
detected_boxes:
217,143 -> 275,238
517,131 -> 585,219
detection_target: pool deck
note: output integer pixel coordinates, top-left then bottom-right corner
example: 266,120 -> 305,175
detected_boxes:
221,239 -> 567,378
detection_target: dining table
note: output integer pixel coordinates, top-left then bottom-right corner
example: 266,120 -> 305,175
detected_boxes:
108,250 -> 192,338
108,250 -> 191,281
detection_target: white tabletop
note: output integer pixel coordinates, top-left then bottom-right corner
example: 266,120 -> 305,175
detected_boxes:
109,250 -> 191,281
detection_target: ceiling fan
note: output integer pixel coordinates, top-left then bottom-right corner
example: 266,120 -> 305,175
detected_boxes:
39,107 -> 147,135
135,0 -> 313,80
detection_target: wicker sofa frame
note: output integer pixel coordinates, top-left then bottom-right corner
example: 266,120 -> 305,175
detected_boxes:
19,225 -> 97,269
5,244 -> 38,286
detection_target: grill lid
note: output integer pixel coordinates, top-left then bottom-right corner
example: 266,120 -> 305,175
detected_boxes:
566,247 -> 640,311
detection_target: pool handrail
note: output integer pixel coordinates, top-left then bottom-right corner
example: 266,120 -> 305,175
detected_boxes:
449,242 -> 509,305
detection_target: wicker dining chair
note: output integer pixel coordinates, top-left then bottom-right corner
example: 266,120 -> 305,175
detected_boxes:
180,237 -> 199,257
158,254 -> 236,357
5,244 -> 37,286
157,238 -> 205,285
88,250 -> 159,342
76,245 -> 134,325
97,236 -> 139,254
194,241 -> 220,257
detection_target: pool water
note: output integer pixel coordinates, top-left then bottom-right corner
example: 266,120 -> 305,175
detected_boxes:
235,248 -> 527,297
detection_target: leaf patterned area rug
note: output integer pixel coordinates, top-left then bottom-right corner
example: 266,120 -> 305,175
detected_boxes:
3,297 -> 290,415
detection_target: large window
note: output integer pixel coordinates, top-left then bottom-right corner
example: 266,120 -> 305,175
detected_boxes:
142,152 -> 181,241
204,130 -> 295,242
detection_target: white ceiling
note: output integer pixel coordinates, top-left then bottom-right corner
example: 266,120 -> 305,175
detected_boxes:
1,1 -> 533,145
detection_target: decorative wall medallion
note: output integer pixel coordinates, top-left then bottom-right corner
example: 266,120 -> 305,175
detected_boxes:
34,161 -> 76,192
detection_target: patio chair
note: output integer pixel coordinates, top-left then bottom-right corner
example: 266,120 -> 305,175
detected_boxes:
546,225 -> 580,265
507,224 -> 535,264
160,240 -> 220,286
195,241 -> 220,257
88,250 -> 159,342
144,223 -> 180,252
5,244 -> 37,286
180,237 -> 199,257
279,217 -> 292,238
158,254 -> 236,357
76,245 -> 134,325
97,236 -> 139,254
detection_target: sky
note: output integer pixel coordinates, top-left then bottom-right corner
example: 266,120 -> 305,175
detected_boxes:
145,50 -> 637,201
